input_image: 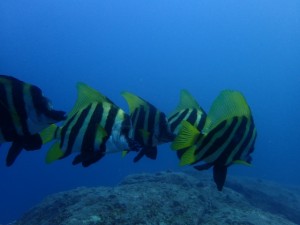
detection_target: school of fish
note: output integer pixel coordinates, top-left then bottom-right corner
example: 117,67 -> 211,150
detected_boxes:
0,75 -> 257,191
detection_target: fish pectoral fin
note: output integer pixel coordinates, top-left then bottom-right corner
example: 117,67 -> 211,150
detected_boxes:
179,145 -> 197,166
45,142 -> 64,164
213,165 -> 228,191
6,142 -> 23,167
40,124 -> 59,144
233,160 -> 252,166
171,120 -> 200,150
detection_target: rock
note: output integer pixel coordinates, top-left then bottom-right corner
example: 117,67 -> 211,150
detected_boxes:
8,171 -> 300,225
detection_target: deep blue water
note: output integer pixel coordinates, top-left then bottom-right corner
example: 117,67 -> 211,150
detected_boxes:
0,0 -> 299,223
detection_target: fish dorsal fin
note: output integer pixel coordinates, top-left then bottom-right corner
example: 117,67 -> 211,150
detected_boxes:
178,89 -> 201,110
121,91 -> 149,114
169,89 -> 204,116
68,82 -> 114,120
203,90 -> 251,134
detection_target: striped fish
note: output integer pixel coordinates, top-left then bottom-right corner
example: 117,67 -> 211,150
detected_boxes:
172,90 -> 257,191
121,92 -> 175,162
41,83 -> 140,167
0,75 -> 66,166
168,89 -> 207,160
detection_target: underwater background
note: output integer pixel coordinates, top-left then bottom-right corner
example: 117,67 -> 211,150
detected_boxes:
0,0 -> 299,223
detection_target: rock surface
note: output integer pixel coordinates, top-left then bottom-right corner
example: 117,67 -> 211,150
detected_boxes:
7,170 -> 300,225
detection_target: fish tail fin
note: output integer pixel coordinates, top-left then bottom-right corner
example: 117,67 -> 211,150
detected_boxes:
171,120 -> 200,150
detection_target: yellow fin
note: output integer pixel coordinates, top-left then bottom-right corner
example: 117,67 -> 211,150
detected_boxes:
121,91 -> 149,114
179,145 -> 197,166
203,90 -> 251,134
233,160 -> 252,166
122,150 -> 129,158
174,89 -> 202,112
171,121 -> 200,150
67,82 -> 114,121
45,142 -> 64,164
40,124 -> 59,144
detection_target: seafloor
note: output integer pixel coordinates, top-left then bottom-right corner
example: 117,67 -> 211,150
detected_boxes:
5,170 -> 300,225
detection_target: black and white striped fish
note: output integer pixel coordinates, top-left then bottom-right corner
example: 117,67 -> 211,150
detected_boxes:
121,92 -> 175,162
172,90 -> 257,191
41,83 -> 140,167
0,75 -> 66,166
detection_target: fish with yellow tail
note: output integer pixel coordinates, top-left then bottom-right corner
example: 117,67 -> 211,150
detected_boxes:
121,92 -> 175,162
41,83 -> 140,167
0,75 -> 66,166
172,90 -> 257,191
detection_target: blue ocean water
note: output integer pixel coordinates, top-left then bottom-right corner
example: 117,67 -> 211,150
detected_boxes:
0,0 -> 299,223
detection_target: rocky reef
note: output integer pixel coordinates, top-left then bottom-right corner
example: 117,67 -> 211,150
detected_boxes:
7,170 -> 300,225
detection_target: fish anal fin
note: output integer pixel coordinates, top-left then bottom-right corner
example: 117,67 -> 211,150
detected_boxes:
6,142 -> 23,167
213,165 -> 228,191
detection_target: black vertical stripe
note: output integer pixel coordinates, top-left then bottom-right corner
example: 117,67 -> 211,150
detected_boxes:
63,105 -> 91,157
186,109 -> 198,126
196,111 -> 206,131
0,82 -> 18,140
195,120 -> 227,155
146,105 -> 157,146
169,109 -> 189,132
199,117 -> 239,159
30,85 -> 45,117
81,103 -> 103,153
60,113 -> 76,148
100,104 -> 119,153
132,107 -> 146,145
234,117 -> 256,161
12,80 -> 29,136
215,116 -> 248,165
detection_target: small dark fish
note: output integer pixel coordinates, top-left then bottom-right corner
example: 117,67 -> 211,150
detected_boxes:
121,92 -> 175,162
0,75 -> 66,166
172,90 -> 257,191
